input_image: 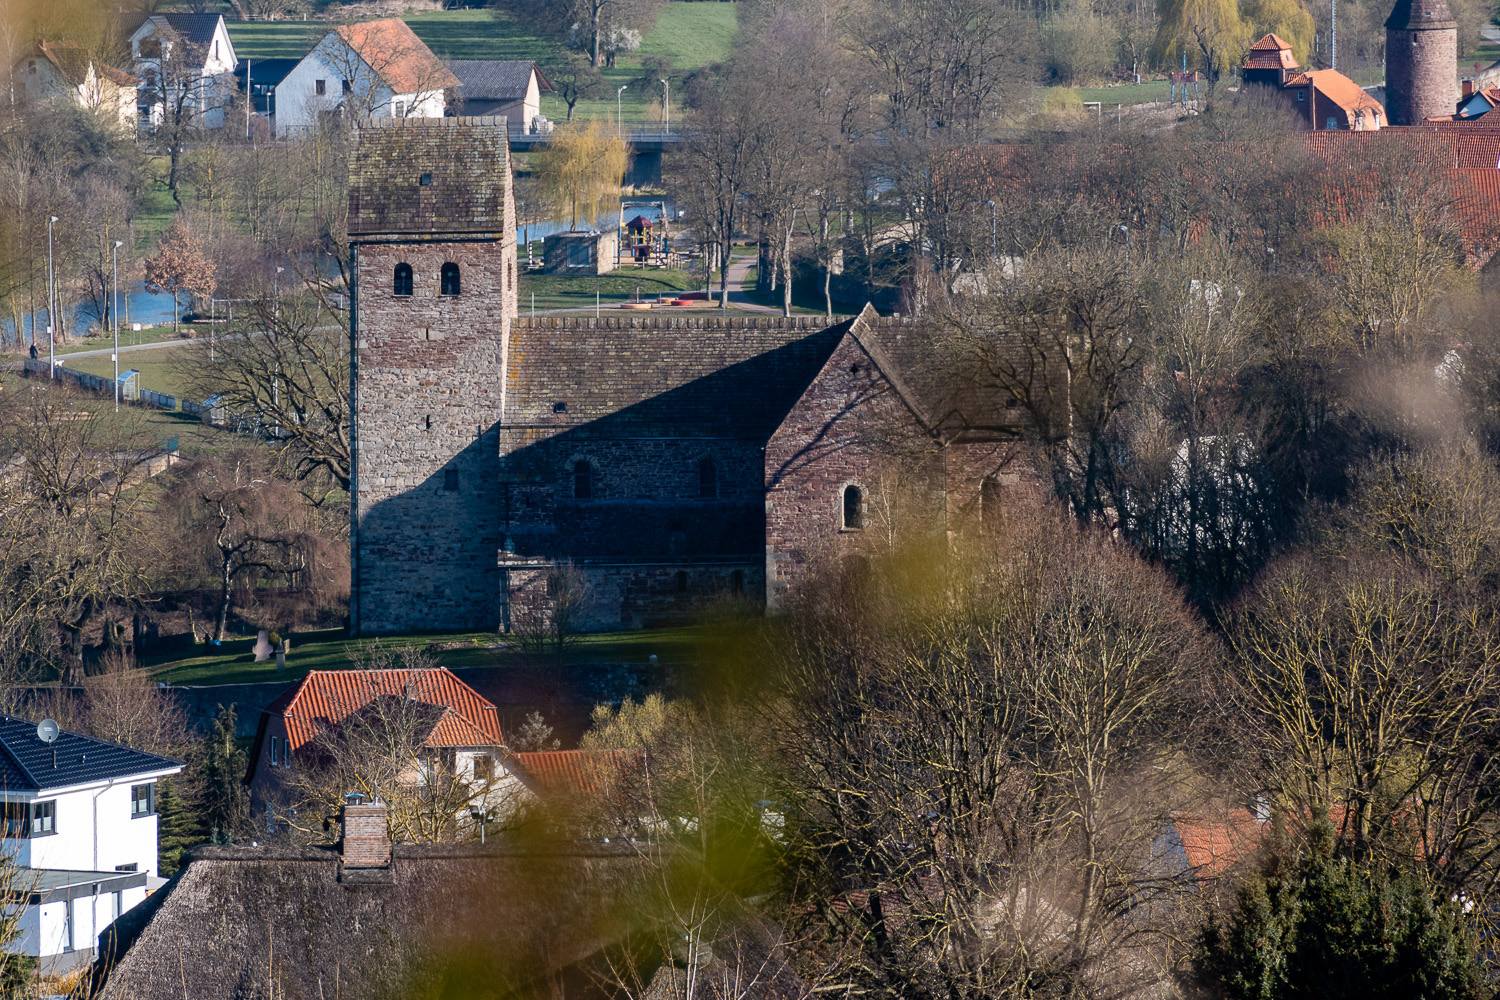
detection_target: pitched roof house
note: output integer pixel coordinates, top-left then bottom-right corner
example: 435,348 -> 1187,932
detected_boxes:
1241,33 -> 1386,131
272,18 -> 460,136
125,12 -> 237,131
246,667 -> 506,806
0,715 -> 182,973
11,41 -> 139,127
448,60 -> 553,132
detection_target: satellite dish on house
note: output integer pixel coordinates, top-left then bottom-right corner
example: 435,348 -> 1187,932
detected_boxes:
35,720 -> 59,744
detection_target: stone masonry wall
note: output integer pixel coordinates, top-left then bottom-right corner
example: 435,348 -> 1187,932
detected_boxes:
763,335 -> 945,606
503,562 -> 761,633
1386,26 -> 1457,125
351,170 -> 518,633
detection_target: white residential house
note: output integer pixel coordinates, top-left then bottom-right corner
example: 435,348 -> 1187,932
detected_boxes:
272,18 -> 459,136
126,12 -> 237,131
0,716 -> 183,973
11,41 -> 140,129
447,61 -> 553,134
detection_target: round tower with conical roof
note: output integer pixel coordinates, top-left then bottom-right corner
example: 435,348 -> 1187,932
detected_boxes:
1385,0 -> 1458,124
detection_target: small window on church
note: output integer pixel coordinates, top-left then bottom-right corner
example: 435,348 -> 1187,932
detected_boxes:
444,468 -> 459,491
573,460 -> 593,499
980,477 -> 1001,532
698,458 -> 717,498
394,263 -> 413,296
553,401 -> 567,414
419,172 -> 431,186
842,485 -> 864,530
675,570 -> 688,593
441,262 -> 461,296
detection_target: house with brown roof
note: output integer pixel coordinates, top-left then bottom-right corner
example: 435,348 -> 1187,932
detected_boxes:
1241,33 -> 1386,131
11,41 -> 139,128
246,666 -> 507,810
272,18 -> 460,136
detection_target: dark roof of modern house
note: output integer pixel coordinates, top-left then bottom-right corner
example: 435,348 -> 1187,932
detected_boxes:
0,716 -> 181,793
125,12 -> 224,47
348,116 -> 510,237
1386,0 -> 1457,30
89,842 -> 805,1000
232,57 -> 300,89
447,60 -> 552,99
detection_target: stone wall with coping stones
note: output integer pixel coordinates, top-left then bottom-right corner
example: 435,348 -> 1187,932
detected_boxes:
764,336 -> 945,606
1386,27 -> 1457,125
503,563 -> 762,632
352,163 -> 517,634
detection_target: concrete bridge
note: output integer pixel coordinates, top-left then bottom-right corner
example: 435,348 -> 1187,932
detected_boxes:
508,130 -> 681,186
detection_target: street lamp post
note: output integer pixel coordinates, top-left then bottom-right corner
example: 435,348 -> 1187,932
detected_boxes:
273,266 -> 285,414
660,78 -> 669,134
617,85 -> 627,137
113,241 -> 123,412
985,200 -> 997,260
46,216 -> 58,378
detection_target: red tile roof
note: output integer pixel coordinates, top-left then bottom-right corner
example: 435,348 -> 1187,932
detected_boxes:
1244,33 -> 1298,70
267,667 -> 504,751
1290,69 -> 1386,123
333,19 -> 460,94
1169,808 -> 1268,878
509,748 -> 647,798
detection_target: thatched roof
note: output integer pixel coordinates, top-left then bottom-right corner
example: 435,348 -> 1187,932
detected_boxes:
90,841 -> 806,999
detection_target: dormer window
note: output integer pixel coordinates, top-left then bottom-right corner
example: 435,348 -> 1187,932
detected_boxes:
394,263 -> 413,296
440,262 -> 461,296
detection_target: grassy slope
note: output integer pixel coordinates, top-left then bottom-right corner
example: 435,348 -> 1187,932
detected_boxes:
146,624 -> 708,686
226,4 -> 739,127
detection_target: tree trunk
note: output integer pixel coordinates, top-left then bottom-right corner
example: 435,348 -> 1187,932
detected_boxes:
215,550 -> 234,642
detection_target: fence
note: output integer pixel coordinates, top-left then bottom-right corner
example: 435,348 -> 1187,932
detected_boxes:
23,359 -> 264,439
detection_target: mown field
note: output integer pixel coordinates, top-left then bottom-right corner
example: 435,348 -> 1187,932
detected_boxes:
226,4 -> 739,127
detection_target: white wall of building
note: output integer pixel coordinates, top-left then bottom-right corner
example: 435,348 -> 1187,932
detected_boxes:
274,32 -> 444,136
128,16 -> 237,130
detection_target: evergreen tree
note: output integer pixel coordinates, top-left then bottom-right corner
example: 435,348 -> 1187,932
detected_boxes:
200,703 -> 250,840
1195,824 -> 1484,1000
154,777 -> 205,877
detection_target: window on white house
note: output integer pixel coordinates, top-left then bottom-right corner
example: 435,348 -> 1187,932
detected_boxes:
283,740 -> 292,768
315,79 -> 326,96
393,99 -> 407,117
270,735 -> 280,766
30,801 -> 54,836
63,898 -> 74,951
473,755 -> 494,782
342,79 -> 352,94
214,40 -> 219,60
131,783 -> 155,818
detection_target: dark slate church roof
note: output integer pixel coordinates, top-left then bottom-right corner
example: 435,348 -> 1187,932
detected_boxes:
348,117 -> 510,238
0,716 -> 181,792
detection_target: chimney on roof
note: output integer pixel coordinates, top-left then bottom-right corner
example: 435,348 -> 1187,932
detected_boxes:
1463,79 -> 1475,98
340,802 -> 391,868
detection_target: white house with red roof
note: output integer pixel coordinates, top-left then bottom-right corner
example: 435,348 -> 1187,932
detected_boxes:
11,41 -> 139,127
271,18 -> 459,136
246,667 -> 506,813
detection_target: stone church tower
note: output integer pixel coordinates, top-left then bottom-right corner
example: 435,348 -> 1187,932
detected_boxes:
1385,0 -> 1458,125
346,117 -> 518,634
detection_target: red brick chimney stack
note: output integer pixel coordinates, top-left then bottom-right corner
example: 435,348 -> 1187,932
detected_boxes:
341,802 -> 391,868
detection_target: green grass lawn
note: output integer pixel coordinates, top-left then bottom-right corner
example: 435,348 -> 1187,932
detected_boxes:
226,4 -> 739,127
146,624 -> 710,686
60,344 -> 198,399
518,265 -> 702,310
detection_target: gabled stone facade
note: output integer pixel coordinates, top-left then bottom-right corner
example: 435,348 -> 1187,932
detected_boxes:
349,117 -> 1025,635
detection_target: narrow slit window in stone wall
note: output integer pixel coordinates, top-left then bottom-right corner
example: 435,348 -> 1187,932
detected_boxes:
444,468 -> 459,491
981,476 -> 1001,531
843,485 -> 864,530
394,263 -> 413,296
441,262 -> 461,296
573,461 -> 593,499
698,458 -> 717,498
675,570 -> 688,593
730,570 -> 744,595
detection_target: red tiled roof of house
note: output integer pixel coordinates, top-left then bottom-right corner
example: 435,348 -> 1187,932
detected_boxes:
333,18 -> 461,94
31,41 -> 139,89
1244,33 -> 1298,70
266,667 -> 504,751
1170,808 -> 1268,878
1290,69 -> 1386,124
509,748 -> 646,798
